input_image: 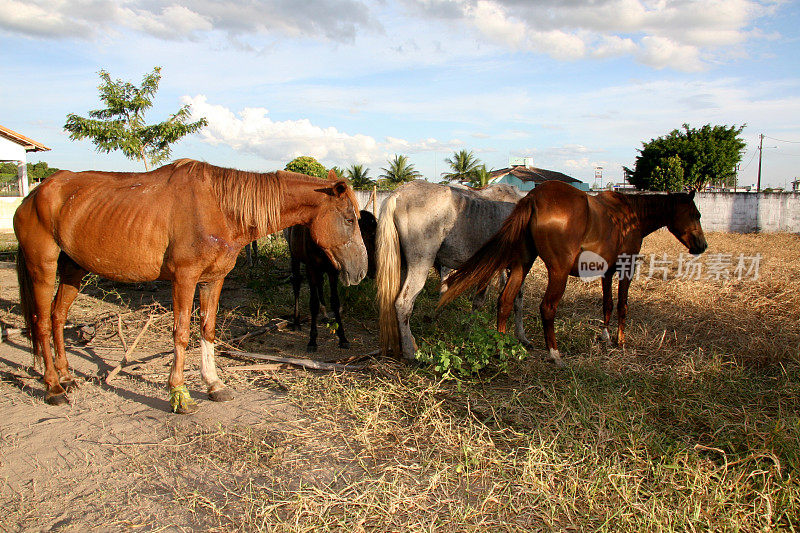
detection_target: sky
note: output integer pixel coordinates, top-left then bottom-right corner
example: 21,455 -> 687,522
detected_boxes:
1,0 -> 799,189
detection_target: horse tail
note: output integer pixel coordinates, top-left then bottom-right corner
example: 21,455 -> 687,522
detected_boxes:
438,194 -> 535,309
16,245 -> 37,358
376,194 -> 402,357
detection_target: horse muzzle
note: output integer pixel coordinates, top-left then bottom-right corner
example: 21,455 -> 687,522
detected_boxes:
332,240 -> 368,286
687,233 -> 708,256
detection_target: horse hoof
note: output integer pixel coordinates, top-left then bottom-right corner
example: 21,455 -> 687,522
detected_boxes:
338,340 -> 350,349
306,344 -> 317,353
60,379 -> 79,392
170,385 -> 198,415
45,392 -> 69,406
208,388 -> 234,402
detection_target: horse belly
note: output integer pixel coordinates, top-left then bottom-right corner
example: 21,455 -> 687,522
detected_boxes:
55,191 -> 172,282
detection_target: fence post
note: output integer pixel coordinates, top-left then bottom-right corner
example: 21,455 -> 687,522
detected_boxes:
371,185 -> 377,215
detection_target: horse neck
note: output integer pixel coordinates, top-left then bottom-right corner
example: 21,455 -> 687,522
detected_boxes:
272,176 -> 336,232
624,194 -> 675,236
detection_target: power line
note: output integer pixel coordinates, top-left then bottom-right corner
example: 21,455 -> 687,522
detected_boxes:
764,135 -> 800,144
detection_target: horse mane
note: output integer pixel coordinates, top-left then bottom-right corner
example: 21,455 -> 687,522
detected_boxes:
619,192 -> 677,234
177,160 -> 286,235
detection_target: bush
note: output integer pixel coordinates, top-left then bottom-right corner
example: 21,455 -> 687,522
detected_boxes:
416,312 -> 527,378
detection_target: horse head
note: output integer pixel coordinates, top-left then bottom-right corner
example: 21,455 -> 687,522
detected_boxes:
668,190 -> 708,255
309,171 -> 368,285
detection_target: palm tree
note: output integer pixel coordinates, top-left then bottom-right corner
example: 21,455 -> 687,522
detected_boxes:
379,154 -> 421,188
346,164 -> 374,190
467,165 -> 493,188
442,149 -> 481,183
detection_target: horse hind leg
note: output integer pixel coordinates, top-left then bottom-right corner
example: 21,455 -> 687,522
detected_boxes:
198,279 -> 233,403
18,241 -> 65,404
395,261 -> 433,361
51,253 -> 87,391
539,266 -> 569,367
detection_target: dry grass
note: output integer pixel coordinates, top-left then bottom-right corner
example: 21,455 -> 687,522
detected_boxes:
133,231 -> 800,531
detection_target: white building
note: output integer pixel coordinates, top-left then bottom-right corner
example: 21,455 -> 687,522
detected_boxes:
0,124 -> 50,197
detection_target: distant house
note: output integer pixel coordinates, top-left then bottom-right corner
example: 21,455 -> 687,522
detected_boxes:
487,157 -> 589,192
0,124 -> 50,197
792,179 -> 800,192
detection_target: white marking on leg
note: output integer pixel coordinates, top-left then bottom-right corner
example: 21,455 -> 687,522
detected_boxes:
548,348 -> 565,367
601,327 -> 611,344
199,338 -> 223,391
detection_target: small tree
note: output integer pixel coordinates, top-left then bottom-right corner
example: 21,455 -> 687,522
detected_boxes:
64,67 -> 207,171
442,149 -> 482,182
285,156 -> 327,178
625,124 -> 746,190
379,154 -> 421,189
467,165 -> 493,188
346,164 -> 374,190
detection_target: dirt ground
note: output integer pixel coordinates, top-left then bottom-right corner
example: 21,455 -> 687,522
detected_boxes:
0,253 -> 378,531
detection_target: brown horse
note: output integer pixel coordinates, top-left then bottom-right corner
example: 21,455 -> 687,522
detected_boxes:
439,180 -> 707,366
14,160 -> 367,413
284,210 -> 377,351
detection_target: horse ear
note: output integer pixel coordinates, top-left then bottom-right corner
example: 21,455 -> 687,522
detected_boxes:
332,180 -> 348,197
328,169 -> 337,181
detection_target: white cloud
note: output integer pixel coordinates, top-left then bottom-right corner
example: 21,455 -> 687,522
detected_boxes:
405,0 -> 766,70
184,95 -> 461,165
0,0 -> 376,42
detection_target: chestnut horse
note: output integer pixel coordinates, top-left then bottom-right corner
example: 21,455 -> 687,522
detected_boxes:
14,160 -> 367,413
284,210 -> 377,351
439,180 -> 707,366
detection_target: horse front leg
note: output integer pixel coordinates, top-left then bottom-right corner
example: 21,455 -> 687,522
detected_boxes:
199,279 -> 233,402
328,269 -> 349,349
600,271 -> 614,346
51,255 -> 86,391
616,276 -> 632,349
289,257 -> 303,330
306,268 -> 322,352
168,279 -> 199,414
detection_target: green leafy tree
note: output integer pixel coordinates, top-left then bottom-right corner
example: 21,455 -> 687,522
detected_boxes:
64,67 -> 207,171
285,156 -> 328,178
346,164 -> 374,190
379,154 -> 421,189
467,165 -> 493,188
625,124 -> 746,190
442,149 -> 482,182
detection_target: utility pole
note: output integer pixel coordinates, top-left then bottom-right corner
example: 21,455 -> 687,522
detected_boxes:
757,133 -> 763,192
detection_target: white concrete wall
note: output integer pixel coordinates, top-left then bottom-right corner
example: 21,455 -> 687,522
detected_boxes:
0,197 -> 22,232
695,192 -> 800,233
0,136 -> 26,161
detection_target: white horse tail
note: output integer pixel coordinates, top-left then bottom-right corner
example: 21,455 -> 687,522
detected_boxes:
376,193 -> 401,357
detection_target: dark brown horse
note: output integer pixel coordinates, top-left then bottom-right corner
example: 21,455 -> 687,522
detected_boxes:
439,180 -> 707,366
284,210 -> 377,351
14,160 -> 367,413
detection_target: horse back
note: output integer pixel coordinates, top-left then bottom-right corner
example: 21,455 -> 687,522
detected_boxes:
15,162 -> 239,282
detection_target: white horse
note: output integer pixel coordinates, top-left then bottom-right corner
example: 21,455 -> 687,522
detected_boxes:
377,180 -> 530,360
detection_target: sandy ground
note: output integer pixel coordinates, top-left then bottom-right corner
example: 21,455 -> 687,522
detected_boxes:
0,259 -> 376,531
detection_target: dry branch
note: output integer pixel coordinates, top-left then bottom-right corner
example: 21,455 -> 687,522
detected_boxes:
220,349 -> 370,372
226,318 -> 289,345
105,314 -> 157,384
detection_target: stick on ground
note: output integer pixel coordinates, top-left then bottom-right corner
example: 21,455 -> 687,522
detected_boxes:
106,315 -> 157,384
